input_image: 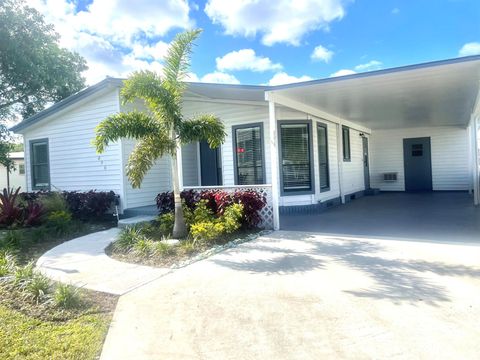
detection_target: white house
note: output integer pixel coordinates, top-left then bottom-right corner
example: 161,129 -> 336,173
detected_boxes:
0,152 -> 26,190
10,56 -> 480,229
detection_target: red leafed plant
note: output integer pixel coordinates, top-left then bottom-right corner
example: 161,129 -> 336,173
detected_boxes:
23,201 -> 46,227
0,187 -> 23,226
232,190 -> 266,228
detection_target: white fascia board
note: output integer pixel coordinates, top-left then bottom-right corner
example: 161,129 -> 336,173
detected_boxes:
265,92 -> 372,134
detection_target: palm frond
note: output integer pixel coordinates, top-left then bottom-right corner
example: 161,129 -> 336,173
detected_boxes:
126,134 -> 176,188
93,111 -> 161,153
179,114 -> 226,148
121,71 -> 181,126
162,29 -> 202,95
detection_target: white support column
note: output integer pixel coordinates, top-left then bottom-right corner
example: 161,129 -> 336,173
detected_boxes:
177,144 -> 184,191
336,123 -> 345,204
472,115 -> 480,206
268,100 -> 280,230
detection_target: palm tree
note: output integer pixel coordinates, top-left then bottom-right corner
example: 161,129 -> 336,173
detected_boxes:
93,29 -> 226,238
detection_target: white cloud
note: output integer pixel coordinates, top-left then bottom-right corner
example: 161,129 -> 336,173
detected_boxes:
354,60 -> 382,71
267,72 -> 313,86
216,49 -> 282,72
311,45 -> 334,62
391,7 -> 400,15
459,42 -> 480,57
330,69 -> 356,77
200,71 -> 240,84
205,0 -> 349,46
330,60 -> 382,77
26,0 -> 193,84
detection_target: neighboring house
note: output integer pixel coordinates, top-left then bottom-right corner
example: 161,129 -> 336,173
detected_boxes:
10,56 -> 480,229
0,152 -> 26,190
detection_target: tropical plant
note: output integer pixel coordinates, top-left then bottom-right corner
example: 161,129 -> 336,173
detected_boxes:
94,29 -> 226,238
23,201 -> 45,227
114,226 -> 143,252
54,283 -> 82,309
0,187 -> 23,226
46,210 -> 72,235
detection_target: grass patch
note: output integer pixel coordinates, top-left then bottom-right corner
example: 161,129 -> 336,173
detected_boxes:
0,305 -> 111,360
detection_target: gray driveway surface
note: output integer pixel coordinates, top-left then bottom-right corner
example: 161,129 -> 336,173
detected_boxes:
281,192 -> 480,242
101,230 -> 480,360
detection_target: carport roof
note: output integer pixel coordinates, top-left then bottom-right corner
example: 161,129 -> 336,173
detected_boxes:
267,56 -> 480,130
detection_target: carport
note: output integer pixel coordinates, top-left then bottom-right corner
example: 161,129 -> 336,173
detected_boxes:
265,56 -> 480,231
281,192 -> 480,242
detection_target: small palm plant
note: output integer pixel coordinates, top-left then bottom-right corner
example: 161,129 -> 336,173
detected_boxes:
94,29 -> 226,238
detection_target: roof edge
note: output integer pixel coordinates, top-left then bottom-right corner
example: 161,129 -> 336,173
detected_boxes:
10,77 -> 124,133
268,55 -> 480,91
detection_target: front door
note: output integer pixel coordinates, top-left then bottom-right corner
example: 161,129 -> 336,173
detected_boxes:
403,137 -> 432,192
362,136 -> 370,189
199,141 -> 222,186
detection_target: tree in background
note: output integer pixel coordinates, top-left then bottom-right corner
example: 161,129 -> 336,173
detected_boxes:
94,30 -> 226,238
0,0 -> 87,174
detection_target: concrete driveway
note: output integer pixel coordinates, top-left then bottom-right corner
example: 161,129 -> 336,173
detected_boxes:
101,231 -> 480,360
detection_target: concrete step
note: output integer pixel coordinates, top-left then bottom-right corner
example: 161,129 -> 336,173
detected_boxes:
118,215 -> 156,229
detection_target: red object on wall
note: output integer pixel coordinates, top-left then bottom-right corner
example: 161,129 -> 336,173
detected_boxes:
237,147 -> 245,153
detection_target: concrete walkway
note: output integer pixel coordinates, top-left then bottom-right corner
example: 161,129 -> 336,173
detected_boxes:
101,231 -> 480,360
36,228 -> 169,295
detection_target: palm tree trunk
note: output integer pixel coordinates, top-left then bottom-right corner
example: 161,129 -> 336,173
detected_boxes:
171,148 -> 188,239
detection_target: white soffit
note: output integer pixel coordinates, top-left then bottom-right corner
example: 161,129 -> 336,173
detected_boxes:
271,58 -> 480,129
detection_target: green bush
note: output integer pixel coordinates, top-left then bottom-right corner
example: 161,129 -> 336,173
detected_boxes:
40,192 -> 69,214
131,238 -> 152,257
14,262 -> 34,286
158,212 -> 174,236
192,200 -> 215,224
114,226 -> 143,252
0,251 -> 16,277
153,241 -> 175,256
24,273 -> 51,303
46,211 -> 72,235
190,203 -> 244,243
0,230 -> 22,249
54,283 -> 82,309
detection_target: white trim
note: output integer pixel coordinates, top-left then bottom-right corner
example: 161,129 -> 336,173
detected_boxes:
266,92 -> 372,134
116,87 -> 128,212
183,97 -> 268,107
268,100 -> 280,230
196,142 -> 201,186
184,184 -> 272,190
472,115 -> 480,205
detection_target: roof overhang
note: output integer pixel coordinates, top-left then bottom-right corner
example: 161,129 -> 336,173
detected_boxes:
267,56 -> 480,130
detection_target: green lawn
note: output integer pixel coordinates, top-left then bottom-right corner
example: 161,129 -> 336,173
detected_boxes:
0,305 -> 112,360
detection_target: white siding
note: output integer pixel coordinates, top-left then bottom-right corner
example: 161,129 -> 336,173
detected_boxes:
182,100 -> 271,186
23,89 -> 123,197
341,127 -> 366,195
370,126 -> 470,191
121,139 -> 172,209
0,159 -> 26,190
182,142 -> 199,186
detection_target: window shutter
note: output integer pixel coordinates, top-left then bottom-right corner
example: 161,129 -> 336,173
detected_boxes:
317,124 -> 330,191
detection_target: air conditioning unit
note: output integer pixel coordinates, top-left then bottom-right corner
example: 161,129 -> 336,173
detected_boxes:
383,172 -> 398,182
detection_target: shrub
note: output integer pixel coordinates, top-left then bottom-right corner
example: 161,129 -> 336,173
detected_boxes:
0,188 -> 23,227
158,212 -> 174,236
222,203 -> 243,233
192,200 -> 215,224
46,211 -> 72,235
1,230 -> 22,249
54,283 -> 82,309
23,273 -> 51,303
232,191 -> 266,228
190,220 -> 225,242
63,190 -> 117,220
131,238 -> 152,257
40,192 -> 69,214
29,226 -> 49,243
23,201 -> 46,227
153,241 -> 175,256
114,226 -> 142,252
14,262 -> 35,286
155,189 -> 199,214
0,252 -> 16,277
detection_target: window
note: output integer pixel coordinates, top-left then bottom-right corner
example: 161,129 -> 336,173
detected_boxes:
233,124 -> 265,184
30,139 -> 50,190
342,126 -> 351,161
279,122 -> 313,194
317,123 -> 330,192
412,144 -> 423,157
18,164 -> 25,175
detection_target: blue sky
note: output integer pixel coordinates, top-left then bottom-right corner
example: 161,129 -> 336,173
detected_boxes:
29,0 -> 480,86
